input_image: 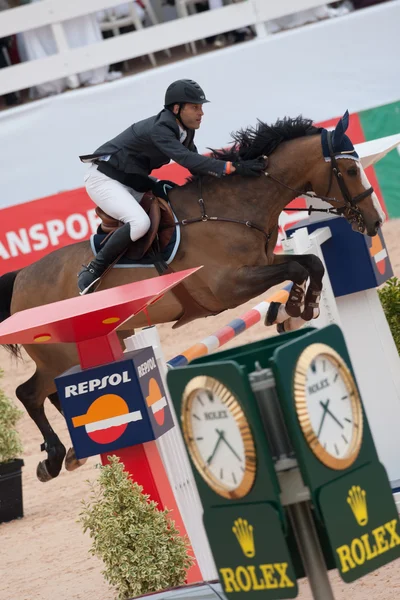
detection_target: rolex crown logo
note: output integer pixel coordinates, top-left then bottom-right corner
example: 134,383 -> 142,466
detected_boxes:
232,518 -> 255,558
347,485 -> 368,526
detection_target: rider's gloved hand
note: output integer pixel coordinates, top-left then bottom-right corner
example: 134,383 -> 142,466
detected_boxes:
151,179 -> 178,201
231,158 -> 265,177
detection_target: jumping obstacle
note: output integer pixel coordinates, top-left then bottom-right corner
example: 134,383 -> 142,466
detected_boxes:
168,284 -> 293,368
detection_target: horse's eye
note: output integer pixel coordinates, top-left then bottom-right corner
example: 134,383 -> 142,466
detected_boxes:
347,167 -> 358,177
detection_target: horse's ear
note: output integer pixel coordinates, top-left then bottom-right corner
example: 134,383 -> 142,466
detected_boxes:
332,110 -> 350,147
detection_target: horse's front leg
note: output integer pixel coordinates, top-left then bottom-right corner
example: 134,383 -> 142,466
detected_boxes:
271,253 -> 325,331
219,261 -> 311,329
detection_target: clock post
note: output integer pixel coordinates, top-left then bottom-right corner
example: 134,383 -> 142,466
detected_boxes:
167,324 -> 400,599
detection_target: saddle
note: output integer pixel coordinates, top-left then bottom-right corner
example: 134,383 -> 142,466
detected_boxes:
95,192 -> 221,328
95,192 -> 176,261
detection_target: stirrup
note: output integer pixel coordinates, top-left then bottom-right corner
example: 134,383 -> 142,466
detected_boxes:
79,277 -> 101,296
78,263 -> 102,296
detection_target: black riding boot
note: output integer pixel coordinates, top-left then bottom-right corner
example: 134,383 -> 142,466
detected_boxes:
77,223 -> 131,295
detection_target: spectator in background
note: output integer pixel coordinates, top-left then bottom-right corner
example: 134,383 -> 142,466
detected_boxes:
16,0 -> 116,99
191,0 -> 254,47
97,1 -> 147,74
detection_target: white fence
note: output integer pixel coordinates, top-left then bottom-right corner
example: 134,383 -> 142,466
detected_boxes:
0,0 -> 330,96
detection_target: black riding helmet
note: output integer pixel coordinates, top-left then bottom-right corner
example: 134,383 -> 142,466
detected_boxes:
164,79 -> 210,107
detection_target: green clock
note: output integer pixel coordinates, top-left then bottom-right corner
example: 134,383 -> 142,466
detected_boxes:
293,343 -> 364,470
181,375 -> 257,499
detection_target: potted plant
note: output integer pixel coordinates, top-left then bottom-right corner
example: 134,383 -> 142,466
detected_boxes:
378,276 -> 400,355
79,455 -> 194,600
0,369 -> 24,524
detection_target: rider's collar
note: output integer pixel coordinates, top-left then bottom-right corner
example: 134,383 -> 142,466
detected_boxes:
321,128 -> 359,162
177,121 -> 188,143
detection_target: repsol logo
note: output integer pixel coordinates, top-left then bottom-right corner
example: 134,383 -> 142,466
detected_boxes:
308,378 -> 329,395
204,410 -> 228,421
220,563 -> 294,592
65,371 -> 132,398
137,357 -> 157,378
336,519 -> 400,573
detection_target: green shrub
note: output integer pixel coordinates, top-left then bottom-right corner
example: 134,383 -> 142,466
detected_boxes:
378,277 -> 400,355
0,369 -> 23,463
78,456 -> 194,600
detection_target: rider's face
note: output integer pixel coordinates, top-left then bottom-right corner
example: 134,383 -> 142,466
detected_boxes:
174,103 -> 204,129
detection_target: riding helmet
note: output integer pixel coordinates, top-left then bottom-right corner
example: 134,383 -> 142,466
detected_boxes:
164,79 -> 210,107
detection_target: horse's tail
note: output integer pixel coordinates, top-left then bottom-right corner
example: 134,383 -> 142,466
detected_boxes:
0,270 -> 21,358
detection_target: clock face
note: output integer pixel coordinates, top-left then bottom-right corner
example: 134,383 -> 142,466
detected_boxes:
181,376 -> 256,499
294,344 -> 363,470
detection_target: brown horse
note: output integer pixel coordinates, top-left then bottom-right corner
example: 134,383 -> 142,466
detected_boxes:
0,113 -> 384,482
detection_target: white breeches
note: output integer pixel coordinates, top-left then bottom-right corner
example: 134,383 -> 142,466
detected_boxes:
84,163 -> 151,242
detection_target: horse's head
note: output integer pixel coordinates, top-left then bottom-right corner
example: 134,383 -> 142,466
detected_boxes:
309,111 -> 385,236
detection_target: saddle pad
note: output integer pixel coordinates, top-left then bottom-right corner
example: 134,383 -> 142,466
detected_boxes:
90,226 -> 180,268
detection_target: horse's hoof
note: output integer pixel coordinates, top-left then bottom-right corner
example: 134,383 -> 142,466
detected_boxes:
301,306 -> 320,321
65,447 -> 87,471
37,460 -> 53,482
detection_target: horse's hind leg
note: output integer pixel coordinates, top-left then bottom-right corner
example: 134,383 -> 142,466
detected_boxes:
48,391 -> 88,472
271,253 -> 325,332
16,373 -> 66,482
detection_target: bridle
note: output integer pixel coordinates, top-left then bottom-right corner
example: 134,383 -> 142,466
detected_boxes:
323,130 -> 373,228
167,130 -> 374,244
263,130 -> 374,233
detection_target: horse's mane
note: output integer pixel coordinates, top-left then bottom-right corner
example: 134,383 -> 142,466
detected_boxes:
210,116 -> 321,162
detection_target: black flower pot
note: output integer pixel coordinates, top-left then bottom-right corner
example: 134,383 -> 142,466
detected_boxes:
0,458 -> 24,524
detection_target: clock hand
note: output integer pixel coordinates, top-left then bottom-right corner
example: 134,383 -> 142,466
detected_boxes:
325,405 -> 344,429
320,400 -> 344,429
317,400 -> 330,438
219,431 -> 242,462
206,430 -> 224,466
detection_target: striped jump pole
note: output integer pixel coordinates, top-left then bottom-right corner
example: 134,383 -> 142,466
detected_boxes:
168,283 -> 292,368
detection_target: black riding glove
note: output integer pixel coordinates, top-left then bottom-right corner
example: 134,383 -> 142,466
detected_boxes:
232,158 -> 265,177
151,179 -> 178,201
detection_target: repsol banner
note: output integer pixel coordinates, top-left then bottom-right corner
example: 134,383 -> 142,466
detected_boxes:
55,347 -> 173,459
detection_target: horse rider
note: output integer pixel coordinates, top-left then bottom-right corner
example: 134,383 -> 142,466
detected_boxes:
78,78 -> 265,295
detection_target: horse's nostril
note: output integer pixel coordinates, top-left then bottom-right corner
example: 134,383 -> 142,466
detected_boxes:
375,221 -> 381,232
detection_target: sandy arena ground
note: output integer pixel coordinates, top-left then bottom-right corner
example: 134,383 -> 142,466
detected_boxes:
1,220 -> 400,600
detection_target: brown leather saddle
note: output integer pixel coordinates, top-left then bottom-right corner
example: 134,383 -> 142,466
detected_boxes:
95,192 -> 221,328
95,192 -> 176,261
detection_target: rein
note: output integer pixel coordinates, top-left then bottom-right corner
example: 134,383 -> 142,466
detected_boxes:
167,130 -> 374,243
171,177 -> 274,244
